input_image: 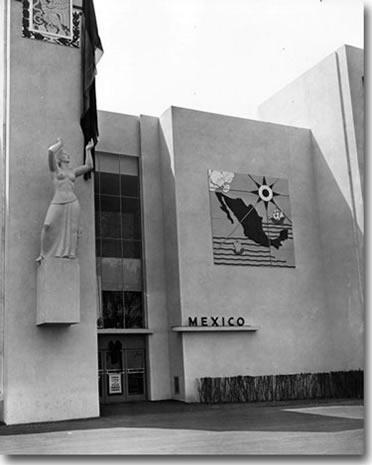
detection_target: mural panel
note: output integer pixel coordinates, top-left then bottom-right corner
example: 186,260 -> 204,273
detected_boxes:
209,169 -> 295,267
22,0 -> 81,48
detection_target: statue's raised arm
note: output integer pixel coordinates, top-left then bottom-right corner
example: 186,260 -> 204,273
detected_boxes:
48,137 -> 63,173
74,140 -> 95,177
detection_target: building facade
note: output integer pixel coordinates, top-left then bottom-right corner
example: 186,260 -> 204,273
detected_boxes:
0,0 -> 364,424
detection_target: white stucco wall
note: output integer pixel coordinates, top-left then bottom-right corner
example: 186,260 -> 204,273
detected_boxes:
0,0 -> 7,418
3,1 -> 99,424
159,107 -> 341,402
159,108 -> 186,400
259,45 -> 364,378
139,115 -> 172,400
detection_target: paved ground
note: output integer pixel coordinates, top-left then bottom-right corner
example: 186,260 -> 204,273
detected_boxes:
0,398 -> 364,455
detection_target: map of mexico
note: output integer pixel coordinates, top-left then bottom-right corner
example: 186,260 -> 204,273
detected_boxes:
208,170 -> 295,267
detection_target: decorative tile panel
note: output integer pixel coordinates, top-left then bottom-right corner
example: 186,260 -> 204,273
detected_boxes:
208,169 -> 295,267
22,0 -> 81,48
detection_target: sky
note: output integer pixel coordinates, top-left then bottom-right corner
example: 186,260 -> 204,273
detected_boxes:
94,0 -> 364,119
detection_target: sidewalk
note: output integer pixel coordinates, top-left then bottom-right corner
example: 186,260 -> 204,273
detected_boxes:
0,398 -> 364,454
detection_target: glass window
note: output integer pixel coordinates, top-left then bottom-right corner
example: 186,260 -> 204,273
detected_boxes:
122,258 -> 142,291
94,194 -> 100,210
100,258 -> 124,290
121,175 -> 139,197
101,239 -> 122,258
123,240 -> 141,259
106,340 -> 123,368
98,197 -> 121,242
127,373 -> 145,395
97,153 -> 120,174
100,172 -> 120,196
122,198 -> 141,239
95,210 -> 101,237
96,239 -> 102,257
100,211 -> 121,239
100,195 -> 120,212
126,349 -> 145,395
94,173 -> 100,194
102,291 -> 124,328
95,155 -> 144,329
127,349 -> 145,370
98,351 -> 103,397
124,291 -> 143,328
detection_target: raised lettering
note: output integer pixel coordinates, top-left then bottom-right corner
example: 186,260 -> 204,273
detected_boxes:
201,317 -> 208,327
237,317 -> 245,326
211,316 -> 219,327
228,317 -> 234,326
188,317 -> 198,327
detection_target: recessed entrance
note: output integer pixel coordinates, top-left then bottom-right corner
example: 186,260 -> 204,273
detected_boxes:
98,334 -> 147,403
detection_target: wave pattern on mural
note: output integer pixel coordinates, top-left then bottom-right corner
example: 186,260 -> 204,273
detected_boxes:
209,170 -> 295,268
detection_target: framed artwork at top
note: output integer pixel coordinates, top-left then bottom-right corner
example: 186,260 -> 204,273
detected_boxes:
22,0 -> 81,48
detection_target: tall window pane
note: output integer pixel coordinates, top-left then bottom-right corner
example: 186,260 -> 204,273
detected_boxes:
94,172 -> 100,194
124,291 -> 143,328
121,175 -> 139,197
101,239 -> 122,258
95,154 -> 144,329
100,172 -> 120,196
100,196 -> 121,239
102,291 -> 124,329
122,198 -> 141,239
123,241 -> 141,259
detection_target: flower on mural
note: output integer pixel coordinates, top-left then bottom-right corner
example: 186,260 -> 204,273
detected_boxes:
270,208 -> 285,225
208,170 -> 235,193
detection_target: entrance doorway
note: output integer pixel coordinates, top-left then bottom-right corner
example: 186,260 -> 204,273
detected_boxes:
98,334 -> 147,403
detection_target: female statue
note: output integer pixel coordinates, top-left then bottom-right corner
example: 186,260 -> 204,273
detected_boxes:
36,137 -> 94,263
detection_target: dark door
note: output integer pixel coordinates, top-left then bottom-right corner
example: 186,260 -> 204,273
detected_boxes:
98,335 -> 147,403
125,348 -> 146,401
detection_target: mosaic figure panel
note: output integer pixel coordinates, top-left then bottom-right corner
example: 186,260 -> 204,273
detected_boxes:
22,0 -> 81,48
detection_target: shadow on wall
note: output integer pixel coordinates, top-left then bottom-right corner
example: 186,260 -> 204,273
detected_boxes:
310,136 -> 364,369
158,120 -> 185,401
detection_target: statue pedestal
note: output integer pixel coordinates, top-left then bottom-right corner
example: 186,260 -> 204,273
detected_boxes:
36,258 -> 80,326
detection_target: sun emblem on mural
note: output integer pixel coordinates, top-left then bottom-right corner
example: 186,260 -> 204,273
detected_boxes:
208,170 -> 295,268
248,175 -> 290,222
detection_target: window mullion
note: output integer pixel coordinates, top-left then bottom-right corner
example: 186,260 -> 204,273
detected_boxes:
119,164 -> 125,329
